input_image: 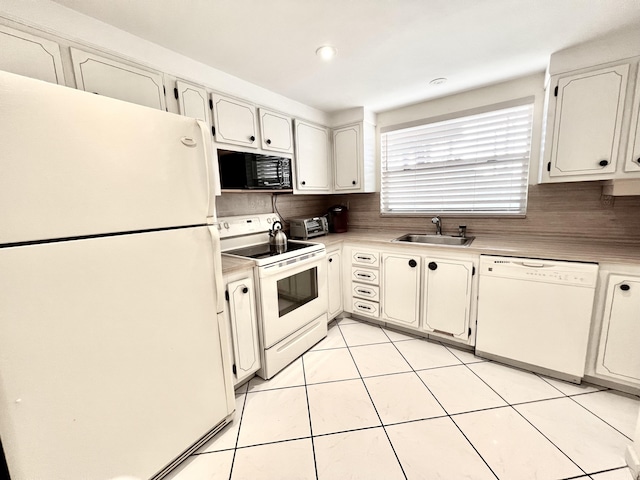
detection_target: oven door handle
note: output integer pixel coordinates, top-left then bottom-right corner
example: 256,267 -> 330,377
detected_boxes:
259,250 -> 326,277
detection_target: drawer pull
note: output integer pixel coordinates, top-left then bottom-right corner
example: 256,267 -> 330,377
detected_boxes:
356,255 -> 372,261
356,288 -> 372,295
358,305 -> 372,311
357,273 -> 372,279
620,284 -> 630,291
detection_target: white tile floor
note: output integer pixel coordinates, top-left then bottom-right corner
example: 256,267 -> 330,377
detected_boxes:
167,318 -> 640,480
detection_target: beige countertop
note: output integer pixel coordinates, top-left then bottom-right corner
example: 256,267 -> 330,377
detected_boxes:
222,231 -> 640,274
311,230 -> 640,264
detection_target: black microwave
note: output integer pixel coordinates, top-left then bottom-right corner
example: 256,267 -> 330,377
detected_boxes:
217,149 -> 292,190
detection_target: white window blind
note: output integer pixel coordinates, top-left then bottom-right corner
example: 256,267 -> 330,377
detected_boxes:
380,103 -> 534,215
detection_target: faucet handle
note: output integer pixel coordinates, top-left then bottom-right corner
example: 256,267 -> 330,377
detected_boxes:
458,225 -> 467,238
431,216 -> 440,224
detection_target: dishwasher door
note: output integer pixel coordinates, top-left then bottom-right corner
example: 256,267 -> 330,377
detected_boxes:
476,256 -> 598,381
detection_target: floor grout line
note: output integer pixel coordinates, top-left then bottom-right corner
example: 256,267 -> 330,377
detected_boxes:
336,318 -> 409,480
227,382 -> 249,480
300,356 -> 319,480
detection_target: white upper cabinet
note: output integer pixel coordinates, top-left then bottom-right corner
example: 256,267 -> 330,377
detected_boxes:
333,124 -> 361,191
381,252 -> 421,328
0,25 -> 65,85
332,121 -> 376,193
175,80 -> 210,124
211,93 -> 259,148
547,64 -> 628,179
595,274 -> 640,386
259,108 -> 293,153
422,258 -> 474,341
70,48 -> 166,110
625,70 -> 640,173
293,119 -> 331,193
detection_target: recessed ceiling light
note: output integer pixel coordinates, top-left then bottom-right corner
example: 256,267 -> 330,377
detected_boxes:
429,77 -> 448,85
316,45 -> 337,61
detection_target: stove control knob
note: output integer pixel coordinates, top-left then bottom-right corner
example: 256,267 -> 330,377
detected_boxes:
217,223 -> 222,230
267,218 -> 272,224
223,222 -> 229,229
272,217 -> 278,223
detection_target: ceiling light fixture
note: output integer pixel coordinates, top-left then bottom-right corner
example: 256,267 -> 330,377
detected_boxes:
429,77 -> 448,85
316,45 -> 337,61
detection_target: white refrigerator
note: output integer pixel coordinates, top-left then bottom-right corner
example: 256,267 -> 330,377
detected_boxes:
0,71 -> 235,479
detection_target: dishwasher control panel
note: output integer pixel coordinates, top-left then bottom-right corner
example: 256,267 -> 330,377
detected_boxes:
479,255 -> 598,287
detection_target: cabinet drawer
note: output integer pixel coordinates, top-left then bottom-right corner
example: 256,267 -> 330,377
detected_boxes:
352,251 -> 379,267
352,266 -> 379,285
352,298 -> 379,318
352,283 -> 380,301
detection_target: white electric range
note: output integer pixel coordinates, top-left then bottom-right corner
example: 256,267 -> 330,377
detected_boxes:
218,214 -> 328,379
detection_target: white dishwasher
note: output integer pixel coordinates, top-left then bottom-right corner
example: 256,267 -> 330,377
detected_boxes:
476,255 -> 599,382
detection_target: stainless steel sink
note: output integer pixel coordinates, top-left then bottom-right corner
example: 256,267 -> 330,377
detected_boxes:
393,233 -> 475,247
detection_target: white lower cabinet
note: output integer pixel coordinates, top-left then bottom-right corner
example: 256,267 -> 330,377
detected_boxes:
422,258 -> 474,341
224,272 -> 260,386
381,252 -> 421,327
595,274 -> 640,386
327,247 -> 343,321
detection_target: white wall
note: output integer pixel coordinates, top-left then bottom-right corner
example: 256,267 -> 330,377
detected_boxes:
376,72 -> 546,185
0,0 -> 329,125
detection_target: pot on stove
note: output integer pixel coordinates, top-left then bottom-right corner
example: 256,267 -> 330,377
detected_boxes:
269,220 -> 288,254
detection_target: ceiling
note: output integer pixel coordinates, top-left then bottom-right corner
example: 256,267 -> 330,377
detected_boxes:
51,0 -> 640,114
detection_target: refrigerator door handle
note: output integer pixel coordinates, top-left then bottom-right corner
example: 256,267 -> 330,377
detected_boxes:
207,224 -> 225,315
196,119 -> 216,219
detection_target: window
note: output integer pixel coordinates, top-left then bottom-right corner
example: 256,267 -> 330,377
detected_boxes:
380,102 -> 534,215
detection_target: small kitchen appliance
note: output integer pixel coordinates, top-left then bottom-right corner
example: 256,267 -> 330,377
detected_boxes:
289,216 -> 329,239
328,205 -> 349,233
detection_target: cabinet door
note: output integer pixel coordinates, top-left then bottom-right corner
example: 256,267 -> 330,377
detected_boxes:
333,124 -> 362,192
423,258 -> 473,340
294,119 -> 331,192
259,108 -> 293,153
70,48 -> 166,110
175,80 -> 210,124
211,94 -> 258,148
595,275 -> 640,384
625,70 -> 640,173
227,276 -> 260,385
381,253 -> 421,327
549,64 -> 629,177
0,25 -> 65,85
327,250 -> 343,320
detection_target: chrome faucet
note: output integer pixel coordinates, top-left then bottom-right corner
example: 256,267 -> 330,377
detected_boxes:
431,216 -> 442,235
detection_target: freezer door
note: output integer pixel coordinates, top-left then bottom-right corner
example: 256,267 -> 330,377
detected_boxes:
0,227 -> 233,480
0,71 -> 215,244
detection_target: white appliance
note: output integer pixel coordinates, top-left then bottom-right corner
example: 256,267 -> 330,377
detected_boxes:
219,214 -> 328,379
0,71 -> 235,479
476,255 -> 599,382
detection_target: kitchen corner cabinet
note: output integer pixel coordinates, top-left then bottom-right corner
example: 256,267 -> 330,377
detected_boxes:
211,93 -> 259,148
224,273 -> 260,386
542,63 -> 631,182
327,247 -> 343,321
175,80 -> 211,125
70,48 -> 166,110
333,122 -> 376,193
259,108 -> 293,153
381,253 -> 421,327
293,119 -> 331,193
0,25 -> 66,85
422,257 -> 474,341
595,274 -> 640,386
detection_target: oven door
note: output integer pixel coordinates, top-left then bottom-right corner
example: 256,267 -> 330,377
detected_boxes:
258,250 -> 327,349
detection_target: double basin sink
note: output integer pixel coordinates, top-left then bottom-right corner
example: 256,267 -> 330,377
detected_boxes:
393,233 -> 475,247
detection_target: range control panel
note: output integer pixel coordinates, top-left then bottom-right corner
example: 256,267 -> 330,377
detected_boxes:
217,214 -> 281,239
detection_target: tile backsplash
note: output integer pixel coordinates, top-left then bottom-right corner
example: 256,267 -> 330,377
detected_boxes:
216,182 -> 640,243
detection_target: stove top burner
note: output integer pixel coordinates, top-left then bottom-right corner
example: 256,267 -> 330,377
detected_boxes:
225,241 -> 316,260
